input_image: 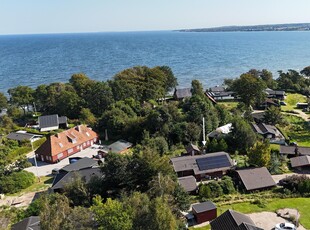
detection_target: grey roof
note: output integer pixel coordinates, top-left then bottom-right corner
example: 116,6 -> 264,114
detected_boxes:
101,140 -> 133,154
7,132 -> 42,141
185,143 -> 200,153
39,114 -> 59,129
252,123 -> 277,135
192,201 -> 216,213
280,146 -> 310,155
211,210 -> 262,230
61,157 -> 98,172
58,116 -> 68,125
11,216 -> 40,230
210,86 -> 225,92
170,152 -> 233,175
251,112 -> 265,121
174,88 -> 192,99
52,168 -> 101,190
178,176 -> 197,192
290,155 -> 310,168
265,88 -> 285,96
237,167 -> 276,191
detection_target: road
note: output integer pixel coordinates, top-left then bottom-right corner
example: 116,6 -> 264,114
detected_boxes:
25,144 -> 102,177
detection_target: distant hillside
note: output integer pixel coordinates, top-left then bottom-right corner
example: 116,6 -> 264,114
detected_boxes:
179,23 -> 310,32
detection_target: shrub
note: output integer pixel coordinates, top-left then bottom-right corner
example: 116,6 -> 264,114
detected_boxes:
0,171 -> 35,194
219,176 -> 236,194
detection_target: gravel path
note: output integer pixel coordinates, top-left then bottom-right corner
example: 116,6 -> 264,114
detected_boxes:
248,211 -> 306,230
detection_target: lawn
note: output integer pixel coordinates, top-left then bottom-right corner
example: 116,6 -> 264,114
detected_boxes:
217,101 -> 239,111
280,115 -> 310,146
281,93 -> 307,111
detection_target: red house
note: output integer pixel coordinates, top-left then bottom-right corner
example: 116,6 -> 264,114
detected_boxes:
192,201 -> 217,224
35,125 -> 98,163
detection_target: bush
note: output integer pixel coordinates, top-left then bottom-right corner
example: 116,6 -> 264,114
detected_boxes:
0,171 -> 36,194
219,176 -> 236,194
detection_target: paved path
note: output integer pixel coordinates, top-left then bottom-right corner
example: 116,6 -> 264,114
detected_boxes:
25,144 -> 102,176
272,172 -> 310,184
248,211 -> 306,230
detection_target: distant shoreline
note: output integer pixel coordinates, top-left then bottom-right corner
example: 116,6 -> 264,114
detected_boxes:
178,23 -> 310,32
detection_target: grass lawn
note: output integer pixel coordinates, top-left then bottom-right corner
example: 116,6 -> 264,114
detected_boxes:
218,198 -> 310,229
280,115 -> 310,146
189,225 -> 211,230
217,101 -> 239,111
282,93 -> 307,111
8,176 -> 53,196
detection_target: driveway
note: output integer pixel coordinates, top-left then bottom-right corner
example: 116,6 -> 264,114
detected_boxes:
25,144 -> 102,177
272,172 -> 310,184
248,211 -> 306,230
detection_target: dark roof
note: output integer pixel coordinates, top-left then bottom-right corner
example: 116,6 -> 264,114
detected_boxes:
61,157 -> 98,172
251,112 -> 265,121
178,176 -> 197,192
11,216 -> 40,230
252,123 -> 274,135
174,88 -> 192,99
52,168 -> 101,190
7,132 -> 42,141
205,92 -> 218,104
265,88 -> 285,96
280,146 -> 310,155
211,210 -> 262,230
210,86 -> 225,92
237,167 -> 276,191
39,114 -> 59,129
185,143 -> 200,154
192,201 -> 216,213
170,152 -> 233,175
101,140 -> 133,154
58,116 -> 68,125
290,155 -> 310,168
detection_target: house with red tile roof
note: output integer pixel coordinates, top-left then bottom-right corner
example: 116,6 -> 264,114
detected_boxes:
35,125 -> 98,163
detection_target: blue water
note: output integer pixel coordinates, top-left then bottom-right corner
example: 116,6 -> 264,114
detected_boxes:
1,31 -> 310,93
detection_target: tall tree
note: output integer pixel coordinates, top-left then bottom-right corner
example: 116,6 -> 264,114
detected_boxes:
248,141 -> 271,167
263,106 -> 283,125
301,66 -> 310,77
0,93 -> 8,111
231,73 -> 267,107
8,86 -> 34,114
91,196 -> 132,230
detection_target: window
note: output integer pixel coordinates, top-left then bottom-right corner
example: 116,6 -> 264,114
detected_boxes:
57,153 -> 63,159
68,148 -> 73,154
83,143 -> 86,147
87,141 -> 90,145
77,145 -> 80,149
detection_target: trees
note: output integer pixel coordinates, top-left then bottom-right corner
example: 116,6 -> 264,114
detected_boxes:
276,70 -> 308,93
79,108 -> 97,127
191,79 -> 205,98
91,196 -> 132,230
248,141 -> 271,167
228,117 -> 257,153
301,66 -> 310,77
263,106 -> 283,125
0,93 -> 8,110
230,73 -> 267,107
8,86 -> 34,114
63,172 -> 91,207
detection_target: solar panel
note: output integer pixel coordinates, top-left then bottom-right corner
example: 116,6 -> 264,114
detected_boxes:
196,155 -> 231,171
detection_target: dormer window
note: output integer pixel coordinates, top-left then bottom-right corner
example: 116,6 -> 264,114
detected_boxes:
86,132 -> 90,137
59,143 -> 63,148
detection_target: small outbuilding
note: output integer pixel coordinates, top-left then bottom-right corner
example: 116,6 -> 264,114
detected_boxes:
185,143 -> 201,156
178,176 -> 197,194
192,201 -> 217,224
280,145 -> 310,157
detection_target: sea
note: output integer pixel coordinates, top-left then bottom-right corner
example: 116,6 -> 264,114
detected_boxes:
1,31 -> 310,93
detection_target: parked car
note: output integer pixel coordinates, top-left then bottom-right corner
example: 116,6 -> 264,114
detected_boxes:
280,101 -> 287,106
275,222 -> 296,230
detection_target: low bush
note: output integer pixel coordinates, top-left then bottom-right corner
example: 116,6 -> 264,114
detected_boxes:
0,170 -> 36,194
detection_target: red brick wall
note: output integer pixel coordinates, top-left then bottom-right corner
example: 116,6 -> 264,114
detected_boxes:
194,209 -> 217,224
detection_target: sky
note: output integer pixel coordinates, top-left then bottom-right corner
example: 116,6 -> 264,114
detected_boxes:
1,0 -> 310,35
